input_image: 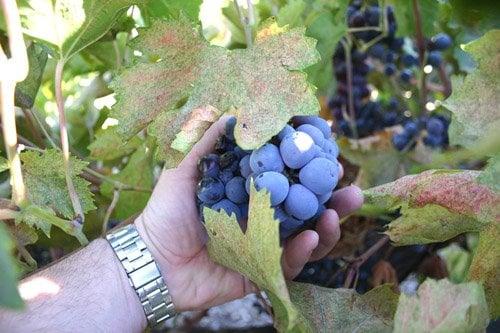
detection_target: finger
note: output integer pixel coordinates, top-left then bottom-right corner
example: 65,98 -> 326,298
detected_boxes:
309,209 -> 341,261
179,115 -> 232,172
282,230 -> 319,279
328,185 -> 364,218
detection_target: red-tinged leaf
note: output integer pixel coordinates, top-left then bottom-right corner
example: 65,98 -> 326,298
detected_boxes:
394,279 -> 489,332
364,170 -> 500,245
112,17 -> 320,161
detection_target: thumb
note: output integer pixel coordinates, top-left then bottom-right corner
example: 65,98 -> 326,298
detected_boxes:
178,115 -> 232,173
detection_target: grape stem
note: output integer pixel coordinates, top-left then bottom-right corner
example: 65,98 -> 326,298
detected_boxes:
343,235 -> 390,288
412,0 -> 428,116
438,63 -> 452,97
235,0 -> 254,48
102,189 -> 120,236
340,37 -> 358,139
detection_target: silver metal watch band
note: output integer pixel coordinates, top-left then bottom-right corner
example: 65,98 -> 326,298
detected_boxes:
106,224 -> 176,327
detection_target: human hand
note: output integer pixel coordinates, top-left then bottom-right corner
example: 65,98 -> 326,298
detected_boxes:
135,117 -> 363,312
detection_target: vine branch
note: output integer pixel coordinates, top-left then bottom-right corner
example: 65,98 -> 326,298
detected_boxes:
55,60 -> 84,225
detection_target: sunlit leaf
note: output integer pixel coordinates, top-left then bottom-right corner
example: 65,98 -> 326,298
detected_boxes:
112,17 -> 320,162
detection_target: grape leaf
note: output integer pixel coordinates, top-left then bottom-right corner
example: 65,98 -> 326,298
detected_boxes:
393,279 -> 489,332
364,170 -> 500,245
88,126 -> 143,161
101,141 -> 153,219
0,223 -> 23,310
204,186 -> 310,332
17,0 -> 147,62
143,0 -> 202,22
289,282 -> 398,332
478,154 -> 500,193
112,18 -> 320,162
467,223 -> 500,317
444,30 -> 500,148
0,156 -> 8,173
21,149 -> 96,220
387,0 -> 439,37
338,131 -> 405,188
437,244 -> 471,284
15,43 -> 48,109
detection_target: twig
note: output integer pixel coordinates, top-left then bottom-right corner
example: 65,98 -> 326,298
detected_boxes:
21,108 -> 45,148
0,208 -> 18,219
340,37 -> 358,138
29,107 -> 59,149
438,63 -> 452,98
234,0 -> 253,47
412,0 -> 428,116
0,0 -> 28,205
102,190 -> 120,236
343,235 -> 390,288
55,60 -> 84,224
348,26 -> 382,33
84,167 -> 152,193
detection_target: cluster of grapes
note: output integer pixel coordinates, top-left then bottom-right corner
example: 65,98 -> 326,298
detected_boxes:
196,116 -> 340,238
330,1 -> 452,151
392,115 -> 449,151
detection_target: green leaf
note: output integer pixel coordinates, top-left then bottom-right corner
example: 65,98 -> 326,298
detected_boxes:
386,0 -> 439,37
21,149 -> 96,220
0,156 -> 8,173
18,0 -> 147,61
478,155 -> 500,193
338,133 -> 404,188
88,126 -> 143,161
393,279 -> 490,332
101,142 -> 153,219
276,0 -> 307,28
444,30 -> 500,148
467,223 -> 500,317
289,282 -> 398,332
14,43 -> 48,109
0,223 -> 24,310
204,185 -> 309,332
112,18 -> 320,163
143,0 -> 201,22
364,170 -> 499,245
437,244 -> 471,284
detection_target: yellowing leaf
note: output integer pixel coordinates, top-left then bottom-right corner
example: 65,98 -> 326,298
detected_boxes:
112,18 -> 320,161
204,186 -> 310,332
289,283 -> 398,332
21,150 -> 96,220
444,30 -> 500,148
394,279 -> 489,332
18,0 -> 147,61
467,223 -> 500,317
364,170 -> 500,245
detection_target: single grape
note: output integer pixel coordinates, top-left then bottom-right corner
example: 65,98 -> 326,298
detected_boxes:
218,168 -> 234,184
424,134 -> 444,148
369,43 -> 385,59
392,133 -> 409,151
277,124 -> 295,141
280,215 -> 304,231
383,111 -> 398,126
284,184 -> 319,220
400,69 -> 412,82
250,143 -> 284,173
280,131 -> 316,169
297,124 -> 325,146
293,116 -> 331,138
197,154 -> 220,178
299,158 -> 339,195
365,5 -> 380,26
197,177 -> 225,204
430,33 -> 452,50
254,171 -> 289,206
211,199 -> 242,220
403,121 -> 419,137
321,139 -> 339,159
225,176 -> 249,204
239,155 -> 252,178
384,63 -> 396,76
402,54 -> 418,67
426,117 -> 444,135
426,51 -> 442,67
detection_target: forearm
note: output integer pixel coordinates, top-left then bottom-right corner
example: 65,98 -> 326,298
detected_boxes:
0,239 -> 147,333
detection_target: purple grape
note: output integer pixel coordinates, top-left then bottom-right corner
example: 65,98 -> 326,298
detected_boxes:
197,177 -> 225,204
198,154 -> 220,178
254,171 -> 289,206
280,131 -> 316,169
225,176 -> 248,204
250,143 -> 284,173
284,184 -> 319,220
297,124 -> 325,146
293,116 -> 331,138
239,155 -> 252,178
211,199 -> 242,220
299,158 -> 339,195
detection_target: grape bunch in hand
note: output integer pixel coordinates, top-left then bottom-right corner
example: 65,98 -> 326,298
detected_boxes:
196,116 -> 341,238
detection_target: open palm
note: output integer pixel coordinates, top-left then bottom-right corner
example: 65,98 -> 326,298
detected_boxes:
135,117 -> 363,311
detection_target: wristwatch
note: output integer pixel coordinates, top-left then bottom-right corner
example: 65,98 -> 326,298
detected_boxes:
106,224 -> 176,327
